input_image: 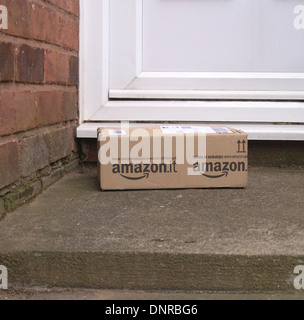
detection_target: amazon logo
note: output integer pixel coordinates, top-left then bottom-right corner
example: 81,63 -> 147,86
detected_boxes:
194,161 -> 247,179
112,162 -> 178,180
120,173 -> 150,181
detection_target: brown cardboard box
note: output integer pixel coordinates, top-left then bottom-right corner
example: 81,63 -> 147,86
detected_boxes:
97,125 -> 248,190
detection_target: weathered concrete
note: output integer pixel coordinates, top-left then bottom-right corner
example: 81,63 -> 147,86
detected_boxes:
0,164 -> 304,293
1,287 -> 304,300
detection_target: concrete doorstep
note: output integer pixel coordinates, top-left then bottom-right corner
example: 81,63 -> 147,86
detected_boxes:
0,164 -> 304,295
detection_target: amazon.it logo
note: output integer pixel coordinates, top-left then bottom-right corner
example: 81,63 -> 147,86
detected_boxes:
112,162 -> 178,180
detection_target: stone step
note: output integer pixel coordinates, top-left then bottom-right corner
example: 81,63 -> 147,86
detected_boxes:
0,164 -> 304,293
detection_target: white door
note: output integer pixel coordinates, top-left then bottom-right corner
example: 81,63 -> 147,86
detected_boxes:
79,0 -> 304,135
143,0 -> 304,73
110,0 -> 304,96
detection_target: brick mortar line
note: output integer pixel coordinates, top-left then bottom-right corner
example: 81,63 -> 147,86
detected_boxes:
32,0 -> 79,19
0,120 -> 79,144
0,82 -> 78,92
0,33 -> 79,56
0,81 -> 79,88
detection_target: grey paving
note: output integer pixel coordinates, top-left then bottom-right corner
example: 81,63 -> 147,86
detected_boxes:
0,164 -> 304,293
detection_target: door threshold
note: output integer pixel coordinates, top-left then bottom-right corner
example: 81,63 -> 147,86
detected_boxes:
77,122 -> 304,141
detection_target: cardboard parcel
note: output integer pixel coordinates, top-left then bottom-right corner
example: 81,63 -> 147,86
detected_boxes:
97,125 -> 248,190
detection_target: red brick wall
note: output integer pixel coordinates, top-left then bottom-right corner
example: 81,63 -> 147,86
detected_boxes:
0,0 -> 79,216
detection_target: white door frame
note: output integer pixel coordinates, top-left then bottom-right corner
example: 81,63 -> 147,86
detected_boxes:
78,0 -> 304,140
